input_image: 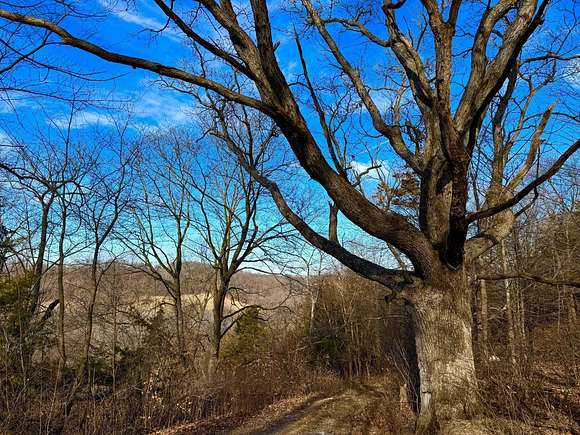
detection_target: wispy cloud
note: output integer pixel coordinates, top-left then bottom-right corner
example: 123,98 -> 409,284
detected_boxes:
114,9 -> 164,30
132,89 -> 193,126
0,130 -> 18,158
282,60 -> 299,82
368,90 -> 395,113
97,0 -> 182,42
0,101 -> 13,114
350,159 -> 389,180
51,111 -> 115,129
563,57 -> 580,88
0,96 -> 32,114
0,130 -> 12,145
48,87 -> 194,131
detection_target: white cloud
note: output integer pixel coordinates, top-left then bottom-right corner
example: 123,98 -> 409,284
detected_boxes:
51,111 -> 115,129
0,101 -> 13,114
48,87 -> 194,132
133,90 -> 193,126
282,60 -> 299,82
115,9 -> 165,29
0,96 -> 32,114
0,130 -> 17,158
350,159 -> 389,180
563,57 -> 580,88
97,0 -> 182,42
0,130 -> 12,145
369,90 -> 395,113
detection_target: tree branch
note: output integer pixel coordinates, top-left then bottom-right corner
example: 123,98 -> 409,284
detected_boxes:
476,272 -> 580,288
0,9 -> 270,113
468,139 -> 579,223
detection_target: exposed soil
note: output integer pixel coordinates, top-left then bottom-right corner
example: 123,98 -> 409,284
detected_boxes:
231,384 -> 414,435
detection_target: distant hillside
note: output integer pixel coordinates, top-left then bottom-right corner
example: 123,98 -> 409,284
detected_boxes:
39,261 -> 301,302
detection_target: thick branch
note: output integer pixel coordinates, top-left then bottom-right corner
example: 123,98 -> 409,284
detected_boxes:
505,103 -> 554,191
457,0 -> 549,133
216,132 -> 417,291
152,0 -> 254,78
0,10 -> 269,112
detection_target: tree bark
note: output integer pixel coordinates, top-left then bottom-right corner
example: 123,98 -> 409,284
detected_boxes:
208,300 -> 222,381
174,231 -> 186,362
30,202 -> 52,318
500,240 -> 516,366
174,296 -> 186,360
208,276 -> 227,380
173,280 -> 186,363
56,204 -> 67,384
478,275 -> 489,353
309,286 -> 318,344
328,202 -> 338,243
409,270 -> 479,434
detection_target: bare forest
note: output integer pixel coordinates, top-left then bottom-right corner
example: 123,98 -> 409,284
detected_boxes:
0,0 -> 578,434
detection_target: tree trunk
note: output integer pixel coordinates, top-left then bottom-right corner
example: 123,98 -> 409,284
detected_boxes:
500,240 -> 516,366
173,282 -> 186,363
20,201 -> 53,374
475,257 -> 489,357
174,239 -> 186,362
511,230 -> 527,370
308,285 -> 318,344
29,202 -> 51,318
208,278 -> 226,380
56,205 -> 67,384
78,273 -> 98,383
328,202 -> 338,242
409,270 -> 479,434
478,277 -> 488,353
208,301 -> 221,381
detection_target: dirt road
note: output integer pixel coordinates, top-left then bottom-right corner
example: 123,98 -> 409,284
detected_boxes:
230,383 -> 414,435
152,381 -> 414,435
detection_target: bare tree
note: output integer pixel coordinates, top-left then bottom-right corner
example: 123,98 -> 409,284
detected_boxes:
0,144 -> 59,359
190,108 -> 292,377
50,112 -> 95,383
0,1 -> 578,431
67,125 -> 133,412
0,113 -> 91,377
122,129 -> 198,363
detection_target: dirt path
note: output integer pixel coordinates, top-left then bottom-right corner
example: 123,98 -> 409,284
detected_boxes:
152,380 -> 414,435
234,395 -> 342,435
229,384 -> 414,435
